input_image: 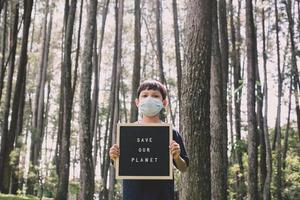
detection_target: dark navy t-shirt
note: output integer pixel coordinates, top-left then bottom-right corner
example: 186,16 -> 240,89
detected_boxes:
122,129 -> 189,200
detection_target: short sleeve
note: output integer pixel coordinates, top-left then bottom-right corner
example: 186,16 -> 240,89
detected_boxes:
172,129 -> 189,167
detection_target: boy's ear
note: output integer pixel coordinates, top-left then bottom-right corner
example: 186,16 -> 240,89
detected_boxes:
163,99 -> 168,107
135,98 -> 139,107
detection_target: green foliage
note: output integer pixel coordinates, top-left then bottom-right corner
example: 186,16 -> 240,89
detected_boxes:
228,125 -> 300,199
0,193 -> 53,200
69,180 -> 80,196
282,154 -> 300,199
114,180 -> 122,200
234,139 -> 247,154
0,193 -> 41,200
41,166 -> 58,198
228,164 -> 247,199
280,127 -> 300,199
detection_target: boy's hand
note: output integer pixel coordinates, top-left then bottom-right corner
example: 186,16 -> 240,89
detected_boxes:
169,140 -> 181,160
109,144 -> 120,161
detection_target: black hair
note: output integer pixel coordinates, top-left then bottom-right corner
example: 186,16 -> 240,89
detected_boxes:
137,80 -> 167,100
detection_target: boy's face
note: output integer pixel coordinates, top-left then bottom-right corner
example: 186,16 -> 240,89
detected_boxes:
135,89 -> 168,107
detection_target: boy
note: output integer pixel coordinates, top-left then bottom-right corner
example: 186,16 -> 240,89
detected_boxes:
109,80 -> 189,200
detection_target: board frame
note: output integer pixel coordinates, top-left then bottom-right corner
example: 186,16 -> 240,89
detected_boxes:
115,123 -> 173,180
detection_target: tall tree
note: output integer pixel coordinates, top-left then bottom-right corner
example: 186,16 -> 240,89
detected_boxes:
245,0 -> 259,199
56,0 -> 77,199
10,0 -> 33,194
0,2 -> 19,193
210,0 -> 227,198
285,0 -> 300,142
130,0 -> 141,122
262,2 -> 272,199
172,0 -> 183,128
256,4 -> 267,196
55,0 -> 70,177
180,0 -> 212,199
282,79 -> 292,170
0,0 -> 6,15
79,0 -> 97,199
273,1 -> 283,199
218,0 -> 229,196
108,0 -> 124,199
96,1 -> 110,199
272,0 -> 282,150
0,1 -> 7,102
27,1 -> 51,193
230,3 -> 244,192
155,0 -> 165,83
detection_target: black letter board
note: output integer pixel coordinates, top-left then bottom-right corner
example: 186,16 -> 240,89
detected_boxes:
116,123 -> 173,180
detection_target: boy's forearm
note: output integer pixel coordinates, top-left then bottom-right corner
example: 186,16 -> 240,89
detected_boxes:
174,156 -> 188,172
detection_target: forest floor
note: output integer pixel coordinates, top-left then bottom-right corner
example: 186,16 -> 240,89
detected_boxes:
0,194 -> 53,200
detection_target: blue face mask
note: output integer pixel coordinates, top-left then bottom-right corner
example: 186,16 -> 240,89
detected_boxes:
139,97 -> 163,117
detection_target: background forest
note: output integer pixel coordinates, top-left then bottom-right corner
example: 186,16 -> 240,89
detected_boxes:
0,0 -> 299,200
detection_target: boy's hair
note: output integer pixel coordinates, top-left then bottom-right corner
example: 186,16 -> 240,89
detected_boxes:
137,80 -> 167,100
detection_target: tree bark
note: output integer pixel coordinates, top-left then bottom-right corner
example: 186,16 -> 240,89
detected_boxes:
262,3 -> 272,199
218,0 -> 229,196
282,79 -> 292,170
0,2 -> 19,193
285,0 -> 300,142
10,0 -> 33,195
272,0 -> 282,150
245,0 -> 259,199
210,0 -> 226,198
56,0 -> 77,199
180,0 -> 212,199
172,0 -> 182,129
155,0 -> 165,83
29,2 -> 50,190
130,0 -> 141,123
0,0 -> 6,15
108,0 -> 124,199
79,0 -> 97,199
230,3 -> 244,192
0,2 -> 7,102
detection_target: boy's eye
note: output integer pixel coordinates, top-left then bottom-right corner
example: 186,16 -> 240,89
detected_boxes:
142,94 -> 148,98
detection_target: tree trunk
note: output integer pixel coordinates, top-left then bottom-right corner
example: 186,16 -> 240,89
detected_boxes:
72,0 -> 83,99
210,0 -> 226,198
155,0 -> 165,83
130,0 -> 141,123
230,3 -> 244,193
91,20 -> 99,166
282,79 -> 292,170
55,0 -> 69,178
274,2 -> 283,199
10,0 -> 33,195
256,4 -> 266,195
55,0 -> 77,199
0,2 -> 19,193
28,3 -> 51,193
0,2 -> 7,102
180,0 -> 212,199
0,0 -> 6,15
218,0 -> 229,196
272,0 -> 281,150
96,1 -> 110,199
79,0 -> 97,199
108,0 -> 124,199
262,3 -> 272,199
285,0 -> 300,142
245,0 -> 259,199
120,75 -> 128,122
256,46 -> 266,200
172,0 -> 182,129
